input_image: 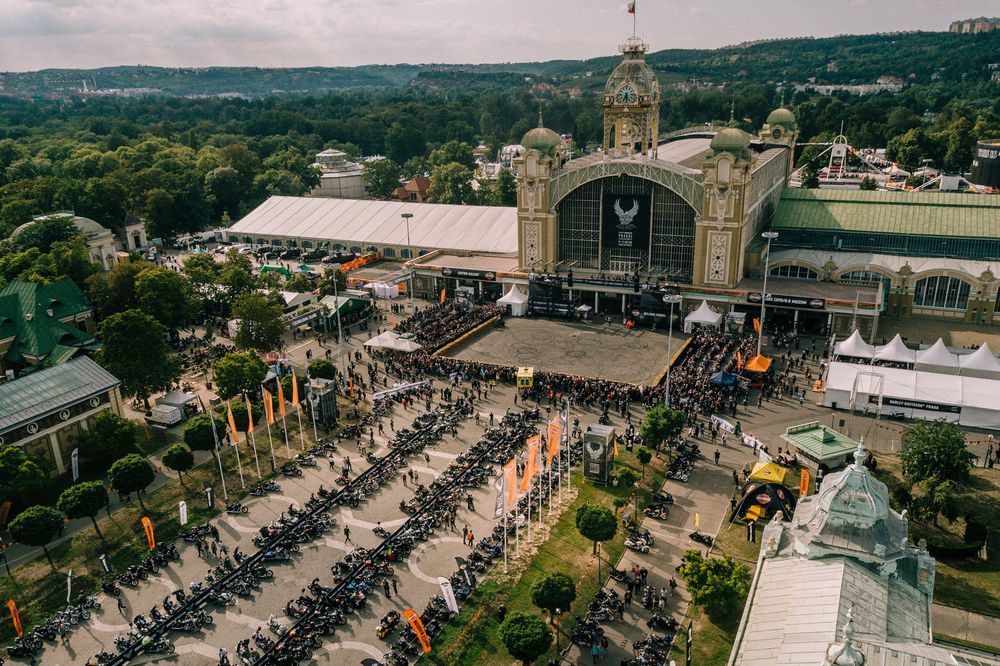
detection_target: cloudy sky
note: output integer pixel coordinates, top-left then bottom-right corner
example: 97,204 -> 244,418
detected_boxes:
2,0 -> 997,71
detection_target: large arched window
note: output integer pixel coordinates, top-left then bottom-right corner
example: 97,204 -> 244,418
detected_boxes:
913,275 -> 971,310
382,247 -> 396,259
769,265 -> 818,280
839,270 -> 891,286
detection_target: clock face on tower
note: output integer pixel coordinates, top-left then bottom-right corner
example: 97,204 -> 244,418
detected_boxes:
617,85 -> 637,104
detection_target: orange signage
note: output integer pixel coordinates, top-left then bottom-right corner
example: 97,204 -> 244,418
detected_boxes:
7,599 -> 22,637
799,469 -> 810,497
141,516 -> 155,550
402,608 -> 431,653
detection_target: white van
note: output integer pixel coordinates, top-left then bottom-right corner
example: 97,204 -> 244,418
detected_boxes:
147,405 -> 183,427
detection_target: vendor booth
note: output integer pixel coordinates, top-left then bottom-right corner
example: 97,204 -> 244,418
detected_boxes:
363,330 -> 422,353
368,282 -> 400,299
780,422 -> 858,473
749,461 -> 788,485
833,329 -> 875,361
496,285 -> 528,317
872,333 -> 915,367
683,300 -> 723,333
958,343 -> 1000,379
732,481 -> 797,522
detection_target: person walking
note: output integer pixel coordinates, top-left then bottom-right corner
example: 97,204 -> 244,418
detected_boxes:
391,578 -> 398,595
462,525 -> 468,542
467,530 -> 474,548
714,449 -> 721,465
466,495 -> 475,511
343,526 -> 352,545
117,596 -> 127,617
383,579 -> 391,598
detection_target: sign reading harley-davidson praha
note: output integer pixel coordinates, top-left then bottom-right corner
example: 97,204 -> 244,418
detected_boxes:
601,194 -> 651,250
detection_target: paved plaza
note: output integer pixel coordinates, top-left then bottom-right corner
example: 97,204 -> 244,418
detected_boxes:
446,317 -> 681,385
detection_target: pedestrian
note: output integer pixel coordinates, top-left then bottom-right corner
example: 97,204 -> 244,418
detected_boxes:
196,540 -> 204,557
657,596 -> 665,612
117,596 -> 127,616
328,455 -> 336,471
617,603 -> 624,621
601,636 -> 608,657
468,531 -> 474,547
344,526 -> 352,545
219,647 -> 230,666
732,470 -> 740,486
220,542 -> 228,558
624,589 -> 632,607
497,604 -> 507,623
392,578 -> 398,595
211,524 -> 220,541
592,644 -> 601,663
714,449 -> 721,464
640,567 -> 648,586
211,541 -> 218,557
467,495 -> 475,511
462,525 -> 468,542
383,579 -> 391,598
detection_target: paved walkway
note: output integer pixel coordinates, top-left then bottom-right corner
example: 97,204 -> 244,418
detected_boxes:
933,604 -> 1000,650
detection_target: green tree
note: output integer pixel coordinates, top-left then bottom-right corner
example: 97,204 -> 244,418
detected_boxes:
361,158 -> 402,200
530,572 -> 576,623
575,503 -> 617,554
144,188 -> 176,239
899,420 -> 974,484
429,140 -> 476,170
636,447 -> 653,479
496,167 -> 517,206
801,163 -> 820,188
8,505 -> 64,571
0,446 -> 47,509
284,272 -> 312,293
427,162 -> 474,204
639,406 -> 685,452
678,550 -> 751,621
161,443 -> 195,483
617,467 -> 639,488
14,215 -> 79,253
135,265 -> 197,329
232,292 -> 287,352
87,260 -> 145,319
108,454 -> 156,510
317,267 -> 347,296
400,155 -> 430,180
214,351 -> 269,399
912,478 -> 960,527
97,309 -> 181,407
218,250 -> 259,303
229,400 -> 263,432
57,481 -> 108,540
859,176 -> 878,190
184,413 -> 226,452
498,611 -> 552,666
74,411 -> 140,471
308,358 -> 337,380
385,123 -> 426,164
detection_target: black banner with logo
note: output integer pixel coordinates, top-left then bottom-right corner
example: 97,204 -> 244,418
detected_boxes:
868,395 -> 961,414
747,292 -> 826,310
441,267 -> 496,281
602,194 -> 651,251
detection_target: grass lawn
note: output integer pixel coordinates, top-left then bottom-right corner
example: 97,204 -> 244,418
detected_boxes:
684,603 -> 741,666
426,445 -> 667,665
712,513 -> 762,567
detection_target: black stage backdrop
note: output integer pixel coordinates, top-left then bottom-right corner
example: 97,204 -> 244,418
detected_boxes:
601,193 -> 651,251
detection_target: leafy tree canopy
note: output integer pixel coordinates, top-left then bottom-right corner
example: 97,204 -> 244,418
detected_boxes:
161,443 -> 195,479
678,550 -> 751,621
639,406 -> 685,450
57,480 -> 108,539
97,309 -> 181,405
184,413 -> 226,452
13,215 -> 79,253
74,410 -> 140,470
427,162 -> 475,204
232,291 -> 286,352
575,503 -> 617,553
530,572 -> 576,619
108,454 -> 156,508
0,446 -> 47,508
361,158 -> 402,200
8,505 -> 64,570
900,420 -> 975,484
498,611 -> 552,665
214,351 -> 269,399
308,358 -> 337,380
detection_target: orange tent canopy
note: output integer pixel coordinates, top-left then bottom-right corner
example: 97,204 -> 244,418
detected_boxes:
743,354 -> 772,373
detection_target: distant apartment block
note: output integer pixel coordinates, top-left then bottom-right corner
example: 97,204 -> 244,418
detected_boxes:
950,17 -> 999,33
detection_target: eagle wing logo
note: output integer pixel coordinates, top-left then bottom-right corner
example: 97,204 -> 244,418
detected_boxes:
613,198 -> 640,229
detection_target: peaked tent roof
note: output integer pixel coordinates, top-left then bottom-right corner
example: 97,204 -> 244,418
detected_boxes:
834,329 -> 875,359
363,330 -> 401,349
873,333 -> 915,364
497,285 -> 528,305
914,338 -> 959,369
959,343 -> 1000,375
685,300 -> 723,325
749,461 -> 788,485
744,354 -> 772,373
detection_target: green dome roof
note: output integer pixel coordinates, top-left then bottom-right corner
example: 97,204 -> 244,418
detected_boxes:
710,127 -> 751,154
766,107 -> 796,129
521,126 -> 561,154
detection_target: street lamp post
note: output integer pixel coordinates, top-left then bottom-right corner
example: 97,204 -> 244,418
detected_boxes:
663,294 -> 682,408
401,212 -> 414,309
758,231 -> 779,357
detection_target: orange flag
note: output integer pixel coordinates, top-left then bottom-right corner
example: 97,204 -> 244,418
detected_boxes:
349,375 -> 354,398
291,372 -> 299,407
753,318 -> 761,335
141,516 -> 155,550
277,380 -> 287,417
519,435 -> 540,494
737,351 -> 743,370
7,599 -> 22,638
546,419 -> 562,466
799,469 -> 810,497
226,402 -> 239,444
261,386 -> 275,425
403,608 -> 432,654
439,288 -> 446,304
503,458 -> 518,508
245,396 -> 254,434
613,435 -> 619,458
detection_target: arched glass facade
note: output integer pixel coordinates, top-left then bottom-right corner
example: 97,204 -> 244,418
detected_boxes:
556,175 -> 696,281
770,265 -> 817,280
913,275 -> 971,310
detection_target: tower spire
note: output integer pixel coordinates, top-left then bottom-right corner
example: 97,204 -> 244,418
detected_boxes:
537,107 -> 544,128
729,95 -> 736,126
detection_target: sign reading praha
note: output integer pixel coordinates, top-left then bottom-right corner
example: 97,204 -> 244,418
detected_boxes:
601,194 -> 651,251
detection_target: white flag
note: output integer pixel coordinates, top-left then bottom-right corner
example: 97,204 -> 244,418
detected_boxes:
437,576 -> 460,614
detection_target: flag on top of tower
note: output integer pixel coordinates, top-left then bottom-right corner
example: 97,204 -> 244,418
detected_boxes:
627,1 -> 635,14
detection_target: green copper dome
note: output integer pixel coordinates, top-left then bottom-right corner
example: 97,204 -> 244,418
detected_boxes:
521,124 -> 561,156
766,107 -> 796,129
710,127 -> 751,156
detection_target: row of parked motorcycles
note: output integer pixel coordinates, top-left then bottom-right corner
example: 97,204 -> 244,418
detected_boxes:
666,440 -> 701,482
6,594 -> 101,658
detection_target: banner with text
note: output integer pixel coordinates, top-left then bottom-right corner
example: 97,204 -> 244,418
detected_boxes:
601,193 -> 651,251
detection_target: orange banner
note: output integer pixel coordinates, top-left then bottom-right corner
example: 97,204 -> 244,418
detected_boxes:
546,419 -> 562,466
277,380 -> 286,417
226,402 -> 239,444
518,436 -> 540,494
737,351 -> 743,370
261,387 -> 275,425
612,435 -> 619,458
141,516 -> 155,550
245,397 -> 254,434
799,469 -> 810,497
291,372 -> 299,407
402,608 -> 432,654
7,599 -> 22,638
503,459 -> 518,508
439,288 -> 446,304
753,318 -> 761,335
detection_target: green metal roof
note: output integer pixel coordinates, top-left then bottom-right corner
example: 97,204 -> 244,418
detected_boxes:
772,188 -> 1000,239
0,279 -> 93,363
780,421 -> 858,464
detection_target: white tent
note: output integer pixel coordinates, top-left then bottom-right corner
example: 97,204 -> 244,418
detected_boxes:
364,331 -> 401,349
497,285 -> 528,317
914,338 -> 959,374
833,329 -> 875,360
367,282 -> 400,299
389,337 -> 423,353
683,300 -> 723,333
873,334 -> 915,365
959,343 -> 1000,379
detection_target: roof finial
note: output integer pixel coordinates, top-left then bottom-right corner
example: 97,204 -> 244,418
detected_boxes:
729,95 -> 736,125
780,86 -> 786,107
537,107 -> 544,128
853,438 -> 866,470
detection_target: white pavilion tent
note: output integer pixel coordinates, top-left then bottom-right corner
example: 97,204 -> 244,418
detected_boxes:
833,329 -> 875,360
496,285 -> 528,317
872,334 -> 915,366
914,338 -> 959,374
364,331 -> 401,349
683,300 -> 723,333
959,343 -> 1000,379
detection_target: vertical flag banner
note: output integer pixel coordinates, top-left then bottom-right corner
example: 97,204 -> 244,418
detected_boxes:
291,373 -> 299,407
277,380 -> 287,417
226,402 -> 239,444
737,351 -> 743,370
627,1 -> 635,14
546,419 -> 562,466
261,387 -> 275,425
437,577 -> 460,614
402,609 -> 432,653
66,569 -> 72,604
7,599 -> 22,638
141,516 -> 155,550
245,397 -> 255,434
613,435 -> 619,458
799,469 -> 810,497
753,318 -> 761,335
439,288 -> 446,304
493,474 -> 505,519
71,448 -> 79,482
519,435 -> 540,493
179,500 -> 188,526
503,458 -> 518,508
693,512 -> 701,530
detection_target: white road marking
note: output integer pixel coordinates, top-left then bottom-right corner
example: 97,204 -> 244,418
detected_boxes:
406,536 -> 466,583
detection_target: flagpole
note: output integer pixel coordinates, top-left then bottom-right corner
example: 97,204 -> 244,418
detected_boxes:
199,396 -> 228,502
296,405 -> 306,451
265,421 -> 276,471
233,434 -> 245,490
281,411 -> 291,458
249,430 -> 261,479
261,385 -> 277,471
503,508 -> 508,574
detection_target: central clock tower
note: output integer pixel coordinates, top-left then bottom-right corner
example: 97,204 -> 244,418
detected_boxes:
603,36 -> 660,157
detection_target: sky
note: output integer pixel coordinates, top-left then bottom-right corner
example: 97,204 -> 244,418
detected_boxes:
1,0 -> 998,71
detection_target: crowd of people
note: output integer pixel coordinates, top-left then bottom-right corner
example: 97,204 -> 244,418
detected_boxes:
393,302 -> 504,351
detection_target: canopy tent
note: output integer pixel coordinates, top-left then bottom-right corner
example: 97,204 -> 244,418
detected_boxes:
914,338 -> 959,374
364,331 -> 401,349
683,300 -> 723,333
780,422 -> 859,473
833,329 -> 875,360
390,337 -> 423,353
367,282 -> 400,299
749,461 -> 789,485
743,354 -> 772,373
731,481 -> 797,523
959,343 -> 1000,379
709,371 -> 739,386
496,285 -> 528,317
873,334 -> 915,365
156,389 -> 198,410
260,265 -> 291,279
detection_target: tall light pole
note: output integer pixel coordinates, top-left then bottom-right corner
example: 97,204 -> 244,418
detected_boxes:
758,231 -> 779,357
663,293 -> 682,408
401,212 -> 414,309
